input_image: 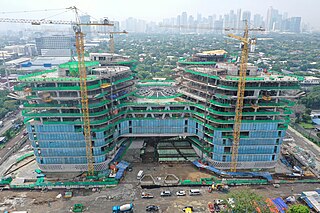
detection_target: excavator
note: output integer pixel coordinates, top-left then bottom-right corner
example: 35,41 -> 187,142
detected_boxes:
208,183 -> 229,193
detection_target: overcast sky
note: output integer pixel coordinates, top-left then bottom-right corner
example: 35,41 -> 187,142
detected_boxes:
1,0 -> 319,28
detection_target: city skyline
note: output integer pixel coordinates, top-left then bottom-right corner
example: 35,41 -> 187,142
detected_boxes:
0,0 -> 319,30
158,8 -> 303,33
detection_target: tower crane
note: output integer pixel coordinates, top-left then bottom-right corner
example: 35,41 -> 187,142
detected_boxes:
227,21 -> 264,172
0,6 -> 114,176
109,30 -> 128,54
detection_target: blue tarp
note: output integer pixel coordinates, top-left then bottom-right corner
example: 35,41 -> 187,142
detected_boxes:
192,160 -> 273,182
115,161 -> 130,180
115,170 -> 124,180
116,161 -> 130,170
272,197 -> 288,213
111,144 -> 127,164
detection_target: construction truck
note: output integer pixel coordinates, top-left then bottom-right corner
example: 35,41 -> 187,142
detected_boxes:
112,203 -> 134,213
208,183 -> 229,193
141,192 -> 154,199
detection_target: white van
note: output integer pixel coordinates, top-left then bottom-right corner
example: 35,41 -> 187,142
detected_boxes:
137,170 -> 144,180
189,189 -> 201,196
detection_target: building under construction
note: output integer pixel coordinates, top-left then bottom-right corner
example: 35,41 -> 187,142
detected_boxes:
15,50 -> 303,172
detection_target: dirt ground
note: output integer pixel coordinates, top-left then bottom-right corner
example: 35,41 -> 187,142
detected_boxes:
123,162 -> 212,184
0,162 -> 318,213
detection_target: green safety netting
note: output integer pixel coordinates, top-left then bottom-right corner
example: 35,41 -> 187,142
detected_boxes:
59,61 -> 99,77
16,152 -> 34,163
18,69 -> 57,81
178,58 -> 217,65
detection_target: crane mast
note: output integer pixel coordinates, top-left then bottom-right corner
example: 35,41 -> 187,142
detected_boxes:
228,22 -> 249,172
228,21 -> 264,172
74,26 -> 95,175
109,31 -> 128,54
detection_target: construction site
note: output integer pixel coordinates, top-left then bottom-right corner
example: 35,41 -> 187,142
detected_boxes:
0,8 -> 320,213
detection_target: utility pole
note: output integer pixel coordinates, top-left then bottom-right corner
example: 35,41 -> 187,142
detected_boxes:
1,52 -> 10,91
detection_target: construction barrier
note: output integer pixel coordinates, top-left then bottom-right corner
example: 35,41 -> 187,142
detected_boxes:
16,152 -> 34,163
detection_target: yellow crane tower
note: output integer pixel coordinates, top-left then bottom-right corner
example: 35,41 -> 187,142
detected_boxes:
109,30 -> 128,54
0,6 -> 114,176
227,21 -> 264,172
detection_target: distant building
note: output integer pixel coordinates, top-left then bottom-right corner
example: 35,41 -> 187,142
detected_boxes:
242,11 -> 251,27
80,15 -> 91,37
3,45 -> 25,56
266,7 -> 281,32
35,36 -> 75,57
214,20 -> 224,34
24,44 -> 37,57
301,76 -> 320,86
253,14 -> 264,28
283,17 -> 301,33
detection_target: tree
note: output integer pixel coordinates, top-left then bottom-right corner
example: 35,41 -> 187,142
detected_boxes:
223,189 -> 271,213
300,86 -> 320,109
292,104 -> 306,123
287,204 -> 310,213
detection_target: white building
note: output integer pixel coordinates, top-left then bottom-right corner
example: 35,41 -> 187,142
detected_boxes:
301,76 -> 320,86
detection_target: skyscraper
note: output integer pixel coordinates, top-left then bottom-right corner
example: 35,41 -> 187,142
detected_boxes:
229,10 -> 237,28
197,13 -> 202,23
236,9 -> 242,32
181,12 -> 188,26
176,15 -> 181,26
266,7 -> 280,32
253,14 -> 264,28
283,17 -> 301,33
214,19 -> 224,34
242,11 -> 251,27
80,15 -> 91,37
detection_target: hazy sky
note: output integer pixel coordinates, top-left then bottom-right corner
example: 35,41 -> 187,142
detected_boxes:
1,0 -> 319,28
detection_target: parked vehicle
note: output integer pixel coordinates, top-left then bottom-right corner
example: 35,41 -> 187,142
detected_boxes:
189,189 -> 201,196
4,211 -> 28,213
146,205 -> 159,212
141,192 -> 154,199
176,190 -> 186,196
137,170 -> 144,180
208,202 -> 214,213
0,121 -> 3,127
112,203 -> 134,213
160,190 -> 171,196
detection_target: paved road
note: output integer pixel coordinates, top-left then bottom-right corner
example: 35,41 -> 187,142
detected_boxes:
0,128 -> 27,159
287,126 -> 320,157
0,119 -> 13,135
0,111 -> 22,135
